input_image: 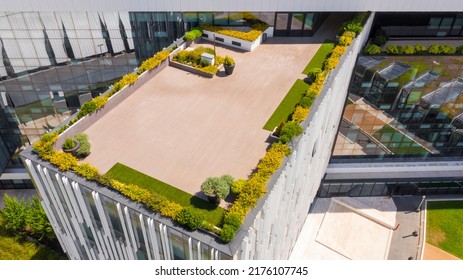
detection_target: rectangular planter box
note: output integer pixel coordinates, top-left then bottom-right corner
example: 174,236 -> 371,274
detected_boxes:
169,59 -> 215,78
202,27 -> 273,52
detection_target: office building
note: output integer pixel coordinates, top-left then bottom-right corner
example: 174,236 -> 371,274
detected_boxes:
1,0 -> 462,259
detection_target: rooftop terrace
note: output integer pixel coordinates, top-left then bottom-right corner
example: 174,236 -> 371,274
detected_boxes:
81,37 -> 331,196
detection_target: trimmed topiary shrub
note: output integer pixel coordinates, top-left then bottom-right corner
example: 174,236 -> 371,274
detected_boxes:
231,179 -> 246,195
220,224 -> 236,243
373,35 -> 387,46
386,45 -> 403,55
279,122 -> 303,144
414,44 -> 427,53
456,45 -> 463,54
403,45 -> 415,55
307,68 -> 322,82
363,44 -> 382,55
176,207 -> 204,230
223,213 -> 241,230
299,92 -> 316,109
440,44 -> 456,54
428,44 -> 440,54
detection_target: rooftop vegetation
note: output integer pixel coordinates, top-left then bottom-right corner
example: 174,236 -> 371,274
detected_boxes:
302,40 -> 335,75
172,46 -> 224,75
200,13 -> 269,42
426,200 -> 463,259
106,163 -> 226,227
28,12 -> 368,244
263,79 -> 310,131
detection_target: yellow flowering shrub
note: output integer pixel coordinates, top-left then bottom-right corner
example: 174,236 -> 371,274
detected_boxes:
291,106 -> 310,123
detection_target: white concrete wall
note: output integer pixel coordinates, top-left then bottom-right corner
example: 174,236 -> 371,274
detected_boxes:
201,28 -> 271,52
235,13 -> 375,260
2,0 -> 463,12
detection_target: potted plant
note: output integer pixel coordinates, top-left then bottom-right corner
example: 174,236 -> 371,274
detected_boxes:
200,175 -> 234,204
62,137 -> 79,157
223,55 -> 235,75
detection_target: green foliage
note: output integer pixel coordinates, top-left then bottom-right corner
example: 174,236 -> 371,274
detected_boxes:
302,40 -> 335,74
1,195 -> 27,234
176,207 -> 204,230
291,106 -> 310,123
263,79 -> 309,131
428,44 -> 440,54
386,45 -> 404,55
77,95 -> 109,119
307,68 -> 322,82
273,120 -> 285,136
223,213 -> 241,231
338,35 -> 353,46
73,163 -> 99,180
299,91 -> 317,109
184,28 -> 203,41
341,31 -> 357,38
73,133 -> 91,158
224,55 -> 235,66
373,35 -> 387,46
403,45 -> 416,55
200,21 -> 268,42
440,44 -> 456,54
106,163 -> 226,227
200,175 -> 232,201
323,55 -> 340,71
49,151 -> 78,171
338,13 -> 366,36
414,44 -> 427,53
231,179 -> 246,195
62,138 -> 76,150
279,121 -> 303,144
1,195 -> 55,243
138,50 -> 170,74
363,44 -> 382,55
220,224 -> 236,243
457,45 -> 463,54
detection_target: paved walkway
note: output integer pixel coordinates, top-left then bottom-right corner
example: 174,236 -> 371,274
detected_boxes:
387,196 -> 422,260
290,197 -> 397,260
83,15 -> 345,195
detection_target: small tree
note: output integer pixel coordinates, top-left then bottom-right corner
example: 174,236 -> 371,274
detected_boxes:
200,175 -> 234,202
363,44 -> 382,55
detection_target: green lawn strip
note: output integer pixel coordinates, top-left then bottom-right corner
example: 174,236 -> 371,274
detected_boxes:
371,124 -> 429,155
105,163 -> 226,227
263,79 -> 309,131
302,40 -> 335,74
426,201 -> 463,259
0,218 -> 64,260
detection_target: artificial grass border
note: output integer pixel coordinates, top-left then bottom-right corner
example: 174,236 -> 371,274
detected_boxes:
105,163 -> 226,227
263,79 -> 309,131
302,40 -> 335,74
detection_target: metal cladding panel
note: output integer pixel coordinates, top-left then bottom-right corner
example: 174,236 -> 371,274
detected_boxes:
2,0 -> 463,12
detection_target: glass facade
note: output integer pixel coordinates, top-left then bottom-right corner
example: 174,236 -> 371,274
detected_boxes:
333,55 -> 463,159
319,180 -> 463,197
373,13 -> 463,37
0,11 -> 327,177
